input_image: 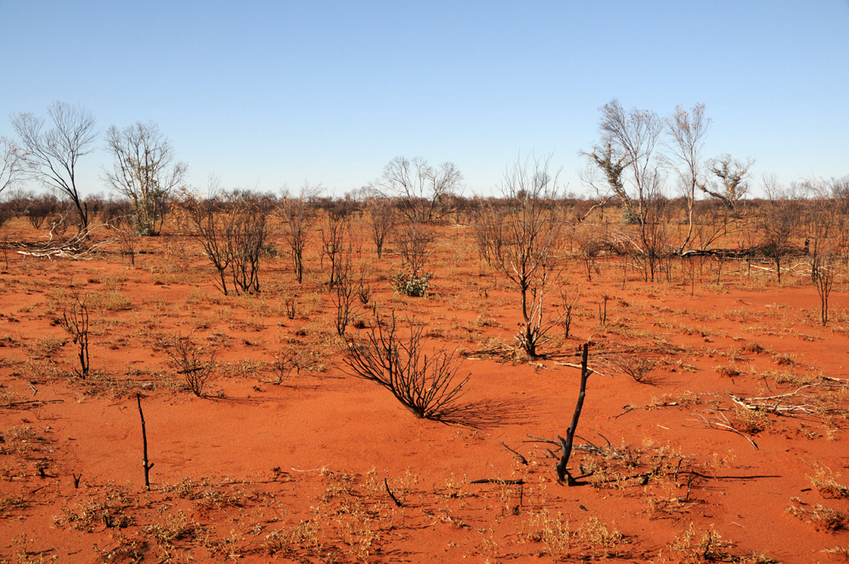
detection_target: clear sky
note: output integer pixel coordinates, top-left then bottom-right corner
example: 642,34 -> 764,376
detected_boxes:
2,0 -> 847,199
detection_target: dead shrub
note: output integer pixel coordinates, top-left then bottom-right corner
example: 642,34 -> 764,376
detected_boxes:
786,503 -> 848,532
341,310 -> 469,420
614,354 -> 662,384
166,333 -> 216,397
740,341 -> 764,354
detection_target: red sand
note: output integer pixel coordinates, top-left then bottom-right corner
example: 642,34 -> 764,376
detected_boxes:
1,217 -> 848,563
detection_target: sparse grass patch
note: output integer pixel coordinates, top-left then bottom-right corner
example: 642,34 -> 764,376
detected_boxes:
786,503 -> 848,532
807,463 -> 849,499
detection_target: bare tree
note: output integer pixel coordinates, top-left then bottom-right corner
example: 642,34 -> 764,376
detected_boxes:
812,253 -> 836,326
371,156 -> 462,223
184,184 -> 268,295
703,155 -> 754,214
491,155 -> 564,358
60,293 -> 90,379
11,102 -> 98,233
167,332 -> 216,398
665,104 -> 710,254
364,194 -> 395,259
0,137 -> 24,195
589,99 -> 664,227
320,203 -> 351,288
583,100 -> 667,279
470,199 -> 507,266
104,122 -> 187,235
279,183 -> 319,283
761,177 -> 803,284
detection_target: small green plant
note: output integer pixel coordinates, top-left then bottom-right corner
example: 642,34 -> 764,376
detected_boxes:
391,270 -> 430,297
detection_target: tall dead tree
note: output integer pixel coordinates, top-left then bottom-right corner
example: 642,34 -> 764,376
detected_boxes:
490,155 -> 563,358
12,102 -> 98,233
665,104 -> 710,254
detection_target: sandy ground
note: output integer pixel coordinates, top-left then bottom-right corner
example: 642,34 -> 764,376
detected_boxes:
1,216 -> 848,563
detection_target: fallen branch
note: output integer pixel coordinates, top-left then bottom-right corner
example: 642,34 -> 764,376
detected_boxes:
689,413 -> 759,450
470,478 -> 525,485
500,442 -> 528,465
384,478 -> 403,507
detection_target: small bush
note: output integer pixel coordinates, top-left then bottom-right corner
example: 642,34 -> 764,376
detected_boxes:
391,270 -> 430,297
740,341 -> 764,354
166,334 -> 216,397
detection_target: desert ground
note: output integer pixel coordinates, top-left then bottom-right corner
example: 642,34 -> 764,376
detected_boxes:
0,204 -> 847,563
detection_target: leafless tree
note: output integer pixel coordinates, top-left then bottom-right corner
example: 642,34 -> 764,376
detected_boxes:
103,121 -> 187,235
320,203 -> 351,288
571,224 -> 608,282
332,256 -> 359,336
341,310 -> 469,420
0,137 -> 24,195
279,183 -> 319,283
166,332 -> 216,398
761,177 -> 803,284
397,221 -> 434,278
586,99 -> 664,226
583,99 -> 668,280
371,156 -> 462,223
470,199 -> 507,266
491,155 -> 564,358
364,194 -> 395,259
60,293 -> 90,379
185,185 -> 268,295
11,102 -> 98,233
665,104 -> 710,254
703,155 -> 754,214
227,197 -> 268,294
812,253 -> 836,326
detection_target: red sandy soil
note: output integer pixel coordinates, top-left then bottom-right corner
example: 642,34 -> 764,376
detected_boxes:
0,216 -> 848,563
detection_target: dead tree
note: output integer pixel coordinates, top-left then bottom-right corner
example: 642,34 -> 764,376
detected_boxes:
60,294 -> 90,378
136,394 -> 154,490
531,343 -> 592,485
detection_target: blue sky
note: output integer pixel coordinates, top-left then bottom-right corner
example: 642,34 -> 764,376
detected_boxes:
2,1 -> 847,198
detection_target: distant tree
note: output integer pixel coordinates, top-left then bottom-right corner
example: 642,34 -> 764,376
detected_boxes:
0,137 -> 24,195
104,121 -> 187,235
703,155 -> 754,214
583,99 -> 667,281
761,177 -> 803,284
665,104 -> 710,254
491,155 -> 564,358
11,102 -> 98,233
364,194 -> 395,259
279,183 -> 320,283
370,156 -> 462,223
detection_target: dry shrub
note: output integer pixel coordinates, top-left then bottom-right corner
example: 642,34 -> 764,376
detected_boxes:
615,354 -> 662,384
740,341 -> 764,354
772,352 -> 796,366
715,365 -> 741,378
143,511 -> 204,548
523,511 -> 623,559
166,333 -> 216,397
823,546 -> 849,560
786,503 -> 848,532
264,520 -> 323,556
730,406 -> 770,434
808,464 -> 849,499
341,310 -> 469,421
670,523 -> 733,563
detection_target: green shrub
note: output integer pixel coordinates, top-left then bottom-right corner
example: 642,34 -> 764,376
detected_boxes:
391,270 -> 430,297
